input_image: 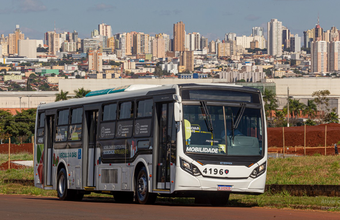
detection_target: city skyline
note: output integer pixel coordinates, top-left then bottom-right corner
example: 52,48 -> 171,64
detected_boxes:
0,0 -> 337,40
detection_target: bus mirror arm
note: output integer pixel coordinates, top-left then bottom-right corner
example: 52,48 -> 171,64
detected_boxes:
174,102 -> 182,122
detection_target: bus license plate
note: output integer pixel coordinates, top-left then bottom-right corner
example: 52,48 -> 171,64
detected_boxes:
217,185 -> 232,191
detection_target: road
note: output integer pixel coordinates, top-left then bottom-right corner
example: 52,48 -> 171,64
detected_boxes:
0,195 -> 338,220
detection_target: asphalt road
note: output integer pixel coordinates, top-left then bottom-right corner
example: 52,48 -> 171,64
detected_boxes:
0,195 -> 339,220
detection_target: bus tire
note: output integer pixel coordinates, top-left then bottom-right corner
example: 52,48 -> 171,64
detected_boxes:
135,167 -> 156,204
209,193 -> 230,206
57,168 -> 72,200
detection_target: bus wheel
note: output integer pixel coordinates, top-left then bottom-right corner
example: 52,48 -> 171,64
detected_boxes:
209,193 -> 230,206
135,167 -> 156,204
57,168 -> 71,200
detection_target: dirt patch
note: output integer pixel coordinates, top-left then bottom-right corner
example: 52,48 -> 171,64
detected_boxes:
0,143 -> 33,154
268,123 -> 340,148
0,161 -> 28,170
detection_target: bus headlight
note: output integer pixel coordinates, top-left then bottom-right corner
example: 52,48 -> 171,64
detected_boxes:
180,158 -> 202,176
250,162 -> 266,178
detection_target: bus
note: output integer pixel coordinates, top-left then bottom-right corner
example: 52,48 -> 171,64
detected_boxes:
34,83 -> 267,205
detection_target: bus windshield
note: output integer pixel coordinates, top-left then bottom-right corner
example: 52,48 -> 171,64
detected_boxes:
183,104 -> 263,156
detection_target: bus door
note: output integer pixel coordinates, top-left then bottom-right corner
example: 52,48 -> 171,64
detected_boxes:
83,109 -> 98,188
44,112 -> 55,187
153,102 -> 176,191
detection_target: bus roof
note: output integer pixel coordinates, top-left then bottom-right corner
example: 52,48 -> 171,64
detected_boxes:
38,83 -> 258,111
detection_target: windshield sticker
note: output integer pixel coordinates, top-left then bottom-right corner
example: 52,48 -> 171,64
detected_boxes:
186,146 -> 219,154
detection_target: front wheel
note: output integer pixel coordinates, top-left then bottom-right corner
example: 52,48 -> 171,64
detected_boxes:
57,168 -> 72,200
135,167 -> 156,204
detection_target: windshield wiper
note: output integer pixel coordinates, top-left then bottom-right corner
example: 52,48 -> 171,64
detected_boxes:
200,101 -> 213,133
231,103 -> 246,143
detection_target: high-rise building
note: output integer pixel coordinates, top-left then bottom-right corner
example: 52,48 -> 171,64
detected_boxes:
8,25 -> 25,55
209,40 -> 216,53
328,41 -> 340,72
180,51 -> 194,72
18,39 -> 37,58
217,42 -> 231,58
98,23 -> 112,38
304,29 -> 315,48
73,30 -> 78,43
133,32 -> 149,55
152,35 -> 165,59
107,37 -> 115,53
186,32 -> 200,51
224,33 -> 236,42
45,31 -> 60,55
282,26 -> 291,50
311,41 -> 327,73
88,50 -> 103,73
201,37 -> 208,50
173,21 -> 185,52
267,19 -> 283,57
290,34 -> 301,53
252,27 -> 264,37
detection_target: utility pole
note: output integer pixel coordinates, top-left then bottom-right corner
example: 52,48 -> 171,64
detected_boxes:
287,87 -> 289,127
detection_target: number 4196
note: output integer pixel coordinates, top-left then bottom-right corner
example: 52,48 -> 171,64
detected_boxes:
203,168 -> 224,175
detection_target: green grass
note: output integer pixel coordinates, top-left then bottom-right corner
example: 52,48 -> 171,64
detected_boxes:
0,153 -> 33,165
267,156 -> 340,185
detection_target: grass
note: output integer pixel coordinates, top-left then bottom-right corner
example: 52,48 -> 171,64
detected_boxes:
1,153 -> 340,211
267,156 -> 340,185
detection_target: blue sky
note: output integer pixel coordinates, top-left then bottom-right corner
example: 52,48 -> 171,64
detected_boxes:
0,0 -> 337,41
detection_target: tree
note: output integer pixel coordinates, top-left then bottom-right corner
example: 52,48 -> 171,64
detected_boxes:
312,90 -> 331,124
55,90 -> 69,101
287,99 -> 306,119
0,110 -> 12,141
74,88 -> 91,98
324,108 -> 339,124
303,100 -> 317,120
263,89 -> 278,121
273,110 -> 287,127
13,109 -> 36,143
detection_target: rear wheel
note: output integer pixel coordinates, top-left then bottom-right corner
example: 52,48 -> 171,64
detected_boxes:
135,167 -> 156,204
57,168 -> 72,200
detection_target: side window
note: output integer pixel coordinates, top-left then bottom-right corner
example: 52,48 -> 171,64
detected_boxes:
137,99 -> 153,118
68,108 -> 83,141
37,112 -> 45,143
56,109 -> 69,142
134,99 -> 153,138
103,103 -> 117,121
119,101 -> 133,119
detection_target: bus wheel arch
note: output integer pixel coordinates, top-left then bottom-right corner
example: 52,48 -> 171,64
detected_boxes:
134,162 -> 156,204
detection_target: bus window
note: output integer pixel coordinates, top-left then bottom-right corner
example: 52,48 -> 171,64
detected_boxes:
119,101 -> 133,119
137,99 -> 153,118
58,109 -> 69,125
56,109 -> 69,142
103,103 -> 117,121
68,108 -> 83,141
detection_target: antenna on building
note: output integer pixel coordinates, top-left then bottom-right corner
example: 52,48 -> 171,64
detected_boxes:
54,21 -> 56,33
317,13 -> 320,26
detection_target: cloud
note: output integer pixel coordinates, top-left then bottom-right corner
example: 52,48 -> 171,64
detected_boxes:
154,9 -> 182,16
0,0 -> 47,14
87,4 -> 115,12
15,0 -> 47,13
245,14 -> 261,21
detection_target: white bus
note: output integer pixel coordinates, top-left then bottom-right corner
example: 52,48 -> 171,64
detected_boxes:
34,83 -> 267,205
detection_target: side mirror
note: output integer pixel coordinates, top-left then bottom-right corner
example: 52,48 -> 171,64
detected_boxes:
174,102 -> 182,122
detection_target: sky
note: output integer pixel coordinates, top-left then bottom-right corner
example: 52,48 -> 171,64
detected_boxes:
0,0 -> 338,41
